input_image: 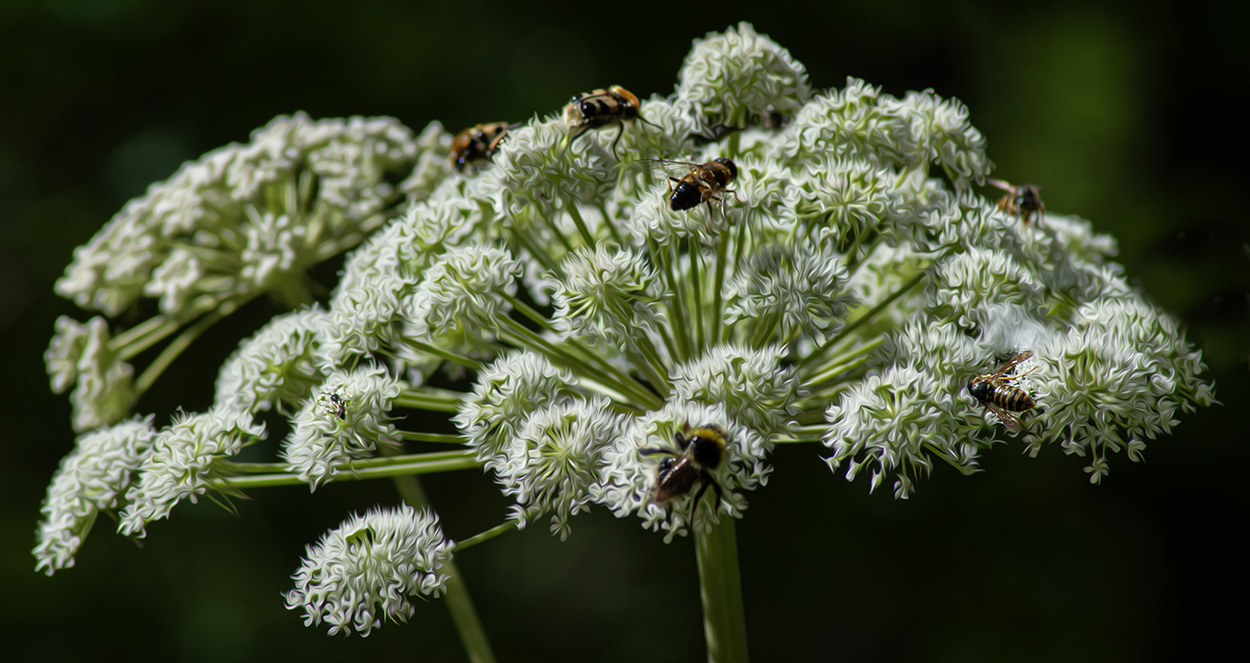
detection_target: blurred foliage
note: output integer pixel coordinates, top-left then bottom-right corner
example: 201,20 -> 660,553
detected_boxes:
1,1 -> 1245,661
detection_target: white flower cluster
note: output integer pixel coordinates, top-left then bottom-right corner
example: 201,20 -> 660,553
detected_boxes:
34,416 -> 156,574
55,112 -> 430,318
44,316 -> 135,432
118,407 -> 265,537
281,365 -> 405,488
38,23 -> 1213,640
284,505 -> 451,637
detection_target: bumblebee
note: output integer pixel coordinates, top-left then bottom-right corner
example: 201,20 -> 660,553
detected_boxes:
450,122 -> 512,172
988,178 -> 1045,226
562,86 -> 656,156
639,424 -> 728,523
967,351 -> 1038,432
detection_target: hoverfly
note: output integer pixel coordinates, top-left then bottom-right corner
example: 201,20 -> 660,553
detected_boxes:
988,178 -> 1045,226
639,424 -> 729,524
648,157 -> 744,227
562,85 -> 658,157
967,350 -> 1038,432
450,122 -> 513,172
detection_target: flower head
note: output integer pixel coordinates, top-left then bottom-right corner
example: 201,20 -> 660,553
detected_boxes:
281,365 -> 405,489
495,397 -> 621,540
119,407 -> 265,537
45,316 -> 136,433
455,350 -> 580,473
677,22 -> 811,134
285,505 -> 452,637
596,401 -> 770,541
34,416 -> 156,575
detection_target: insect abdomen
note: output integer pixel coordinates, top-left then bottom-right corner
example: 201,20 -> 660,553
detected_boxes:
987,385 -> 1035,412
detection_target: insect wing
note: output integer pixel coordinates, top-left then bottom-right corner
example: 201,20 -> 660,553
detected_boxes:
994,351 -> 1034,378
984,402 -> 1023,432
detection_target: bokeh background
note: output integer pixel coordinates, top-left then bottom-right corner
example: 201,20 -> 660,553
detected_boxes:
2,1 -> 1247,661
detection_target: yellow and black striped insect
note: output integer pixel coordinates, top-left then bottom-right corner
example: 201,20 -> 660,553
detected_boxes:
450,122 -> 513,172
562,86 -> 657,157
967,350 -> 1038,431
639,424 -> 728,523
988,178 -> 1045,226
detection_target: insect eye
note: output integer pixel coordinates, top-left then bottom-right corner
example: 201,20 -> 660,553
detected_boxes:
580,101 -> 596,115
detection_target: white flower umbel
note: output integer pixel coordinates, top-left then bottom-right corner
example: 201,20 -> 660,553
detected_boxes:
41,23 -> 1216,658
549,245 -> 666,350
285,505 -> 452,637
44,316 -> 135,433
282,365 -> 405,489
56,112 -> 426,318
670,344 -> 801,439
47,114 -> 434,442
676,21 -> 812,134
1026,297 -> 1215,482
724,242 -> 858,345
405,244 -> 521,345
118,407 -> 266,537
496,397 -> 621,540
495,117 -> 612,217
823,364 -> 973,499
596,402 -> 770,541
214,307 -> 331,418
454,350 -> 580,474
34,416 -> 156,575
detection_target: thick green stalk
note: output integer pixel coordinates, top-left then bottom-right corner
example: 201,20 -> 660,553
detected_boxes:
695,518 -> 749,663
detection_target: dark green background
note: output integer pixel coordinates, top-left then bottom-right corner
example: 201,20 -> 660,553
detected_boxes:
2,1 -> 1246,661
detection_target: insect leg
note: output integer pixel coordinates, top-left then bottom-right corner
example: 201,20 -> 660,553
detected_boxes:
608,123 -> 624,159
998,365 -> 1038,382
689,475 -> 725,524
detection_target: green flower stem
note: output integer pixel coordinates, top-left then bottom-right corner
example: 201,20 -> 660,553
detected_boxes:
497,316 -> 662,410
110,315 -> 177,358
804,337 -> 884,389
403,338 -> 484,371
658,243 -> 693,361
925,443 -> 980,476
399,431 -> 469,444
388,456 -> 496,663
453,521 -> 518,552
511,224 -> 563,277
711,230 -> 730,344
613,309 -> 671,394
214,452 -> 481,489
505,295 -> 559,334
219,450 -> 474,475
565,202 -> 596,247
597,201 -> 625,246
696,517 -> 749,663
537,208 -> 576,254
393,389 -> 465,413
690,245 -> 705,352
798,269 -> 928,371
134,304 -> 234,394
